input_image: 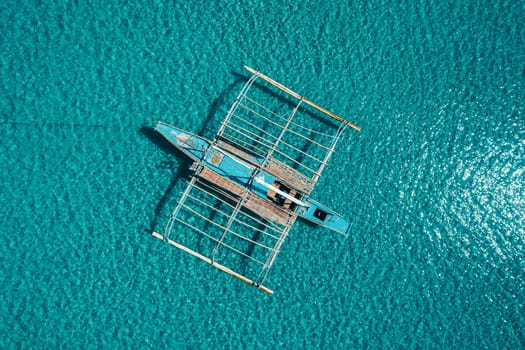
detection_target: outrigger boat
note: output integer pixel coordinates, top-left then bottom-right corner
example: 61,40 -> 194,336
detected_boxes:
152,66 -> 360,294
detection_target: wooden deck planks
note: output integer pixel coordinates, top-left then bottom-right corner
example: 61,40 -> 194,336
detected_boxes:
197,167 -> 293,226
243,193 -> 294,226
217,139 -> 314,194
216,139 -> 259,165
198,167 -> 246,197
264,158 -> 314,194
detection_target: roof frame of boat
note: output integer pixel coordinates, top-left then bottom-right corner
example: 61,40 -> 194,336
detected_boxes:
152,66 -> 360,294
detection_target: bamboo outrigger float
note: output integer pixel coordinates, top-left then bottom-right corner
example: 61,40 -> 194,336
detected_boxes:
151,66 -> 360,294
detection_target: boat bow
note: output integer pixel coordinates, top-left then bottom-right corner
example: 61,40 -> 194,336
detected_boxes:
155,121 -> 210,162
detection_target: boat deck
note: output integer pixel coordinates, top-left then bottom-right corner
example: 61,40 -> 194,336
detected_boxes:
216,139 -> 314,194
198,167 -> 293,226
263,158 -> 314,194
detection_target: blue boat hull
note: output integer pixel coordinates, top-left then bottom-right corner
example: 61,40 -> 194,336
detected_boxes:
155,121 -> 351,235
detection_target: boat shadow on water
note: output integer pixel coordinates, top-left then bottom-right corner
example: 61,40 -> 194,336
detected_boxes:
140,125 -> 193,234
139,75 -> 245,236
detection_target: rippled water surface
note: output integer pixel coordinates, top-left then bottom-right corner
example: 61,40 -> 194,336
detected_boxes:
1,0 -> 524,348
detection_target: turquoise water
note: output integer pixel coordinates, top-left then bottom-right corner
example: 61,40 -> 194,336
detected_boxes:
1,0 -> 524,348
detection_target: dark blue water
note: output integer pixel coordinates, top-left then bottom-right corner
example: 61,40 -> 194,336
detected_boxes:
1,0 -> 524,348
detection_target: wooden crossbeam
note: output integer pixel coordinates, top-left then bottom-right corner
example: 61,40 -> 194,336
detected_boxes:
152,231 -> 274,295
244,65 -> 361,132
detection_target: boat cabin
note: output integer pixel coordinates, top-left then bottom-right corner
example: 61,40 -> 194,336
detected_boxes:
266,180 -> 303,211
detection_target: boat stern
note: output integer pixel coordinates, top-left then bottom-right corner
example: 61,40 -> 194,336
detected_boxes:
297,198 -> 350,236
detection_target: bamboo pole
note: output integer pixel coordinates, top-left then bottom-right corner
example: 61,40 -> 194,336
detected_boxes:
244,65 -> 361,132
152,232 -> 274,295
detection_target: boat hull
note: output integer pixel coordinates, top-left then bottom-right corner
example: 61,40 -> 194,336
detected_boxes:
155,121 -> 350,235
298,198 -> 350,235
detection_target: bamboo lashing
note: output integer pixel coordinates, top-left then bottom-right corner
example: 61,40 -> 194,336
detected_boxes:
152,231 -> 274,295
244,66 -> 361,132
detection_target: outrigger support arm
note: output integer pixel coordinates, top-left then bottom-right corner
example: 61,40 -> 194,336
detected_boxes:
243,65 -> 361,132
152,231 -> 274,295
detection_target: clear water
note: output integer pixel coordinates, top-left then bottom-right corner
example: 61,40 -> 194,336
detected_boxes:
1,0 -> 524,348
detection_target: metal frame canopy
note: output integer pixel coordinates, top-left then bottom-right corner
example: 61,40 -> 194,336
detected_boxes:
152,66 -> 360,294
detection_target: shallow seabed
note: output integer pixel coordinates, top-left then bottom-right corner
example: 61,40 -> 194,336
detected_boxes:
1,0 -> 524,348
